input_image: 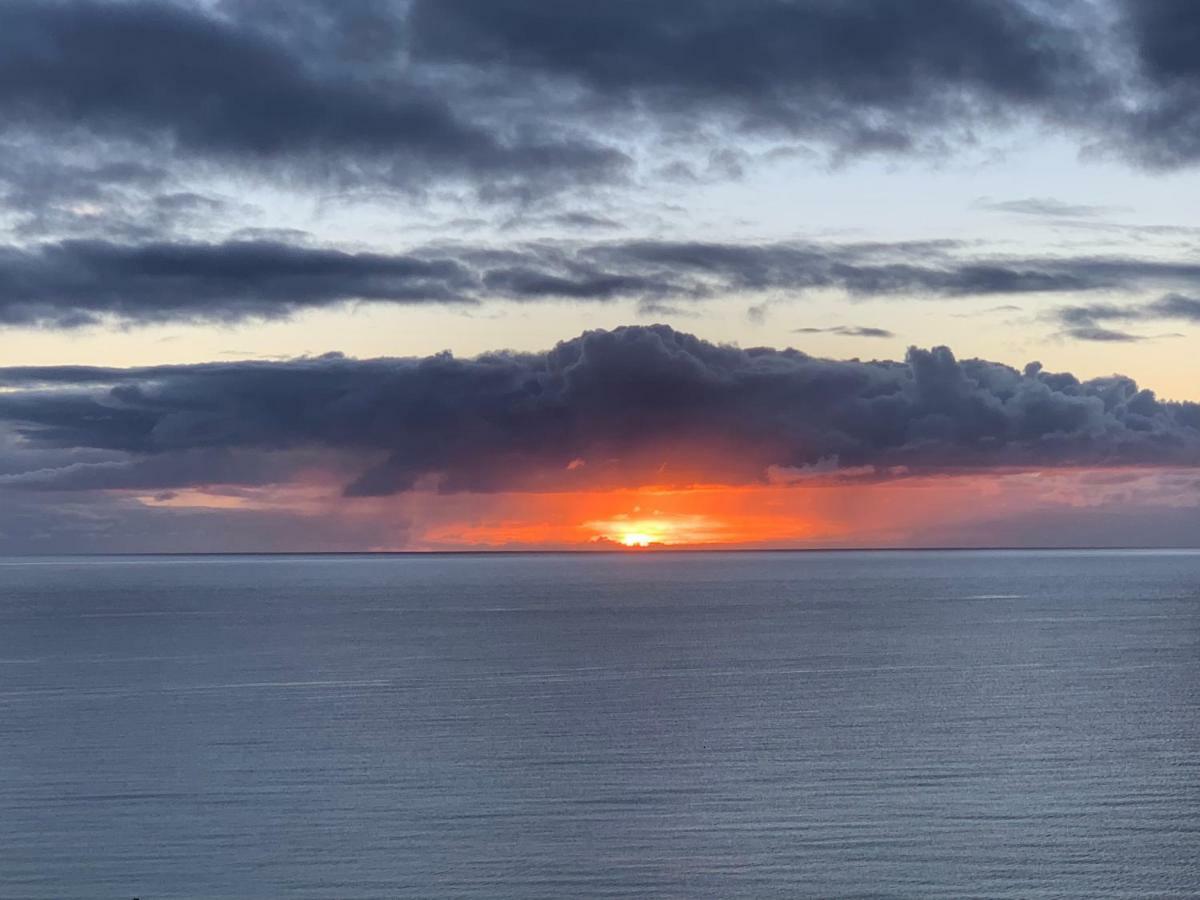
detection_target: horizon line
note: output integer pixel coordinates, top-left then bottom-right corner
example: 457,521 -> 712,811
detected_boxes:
5,545 -> 1200,558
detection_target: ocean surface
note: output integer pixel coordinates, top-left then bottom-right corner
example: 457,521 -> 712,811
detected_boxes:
1,550 -> 1197,899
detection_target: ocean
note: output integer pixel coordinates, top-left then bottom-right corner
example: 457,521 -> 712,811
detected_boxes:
1,550 -> 1197,898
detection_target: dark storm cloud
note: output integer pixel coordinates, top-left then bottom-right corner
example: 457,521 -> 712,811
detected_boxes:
6,1 -> 1200,328
1110,0 -> 1200,168
404,0 -> 1200,171
5,0 -> 1200,222
0,0 -> 626,200
11,237 -> 1200,327
407,0 -> 1102,157
1,325 -> 1197,498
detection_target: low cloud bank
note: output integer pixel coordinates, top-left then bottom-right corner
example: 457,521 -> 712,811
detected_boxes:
2,325 -> 1196,498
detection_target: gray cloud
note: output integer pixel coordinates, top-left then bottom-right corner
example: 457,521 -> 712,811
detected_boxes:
0,325 -> 1196,500
4,1 -> 1200,355
793,326 -> 896,338
0,239 -> 476,326
1066,294 -> 1200,324
408,0 -> 1103,158
404,0 -> 1200,173
1150,293 -> 1200,320
975,197 -> 1116,218
4,0 -> 1200,230
1056,302 -> 1134,327
1060,325 -> 1147,343
1110,0 -> 1200,168
1052,291 -> 1200,339
10,236 -> 1200,328
0,0 -> 626,202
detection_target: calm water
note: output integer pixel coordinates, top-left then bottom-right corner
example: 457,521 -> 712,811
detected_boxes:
1,550 -> 1198,898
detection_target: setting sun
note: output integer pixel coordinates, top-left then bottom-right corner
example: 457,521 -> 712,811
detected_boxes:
620,532 -> 654,548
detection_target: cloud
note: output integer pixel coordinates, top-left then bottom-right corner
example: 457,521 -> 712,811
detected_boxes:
18,0 -> 1091,186
1109,0 -> 1200,168
974,197 -> 1116,218
1052,292 -> 1200,339
0,239 -> 477,326
408,0 -> 1103,158
1060,325 -> 1147,343
1,325 -> 1196,502
403,0 -> 1200,173
1150,293 -> 1200,320
794,325 -> 895,338
12,236 -> 1200,327
0,0 -> 626,203
5,0 -> 1200,231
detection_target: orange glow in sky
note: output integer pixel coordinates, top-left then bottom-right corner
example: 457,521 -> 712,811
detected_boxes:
585,510 -> 733,547
127,466 -> 1199,551
409,484 -> 840,549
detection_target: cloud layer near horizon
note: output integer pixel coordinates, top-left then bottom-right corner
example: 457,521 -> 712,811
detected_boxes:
2,326 -> 1197,501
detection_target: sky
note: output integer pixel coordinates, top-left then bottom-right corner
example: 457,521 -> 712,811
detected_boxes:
2,0 -> 1200,552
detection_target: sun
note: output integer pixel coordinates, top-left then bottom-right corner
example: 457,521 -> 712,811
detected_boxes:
620,532 -> 653,548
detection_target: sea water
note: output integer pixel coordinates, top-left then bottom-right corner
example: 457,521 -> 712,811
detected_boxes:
1,550 -> 1197,898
